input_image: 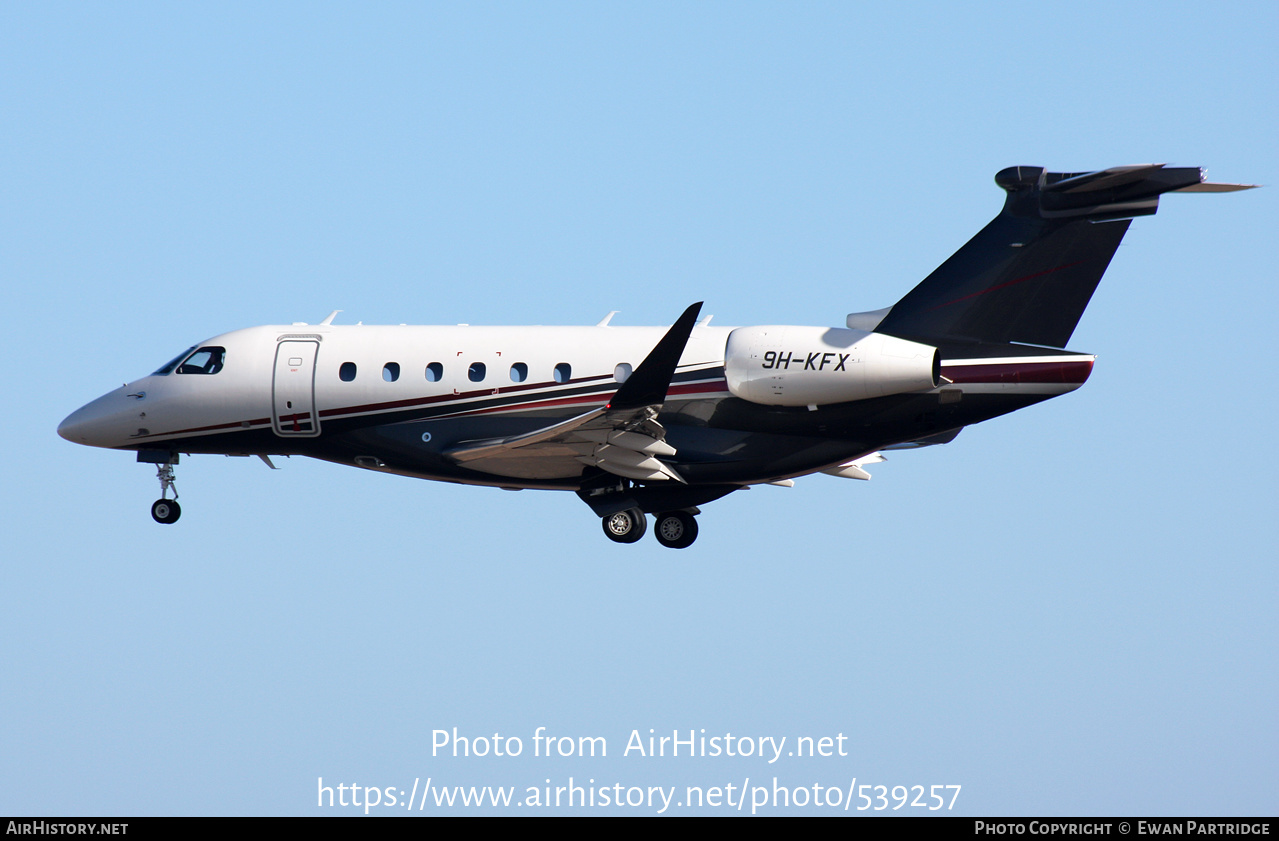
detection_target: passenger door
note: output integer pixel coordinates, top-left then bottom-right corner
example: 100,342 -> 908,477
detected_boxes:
272,340 -> 320,437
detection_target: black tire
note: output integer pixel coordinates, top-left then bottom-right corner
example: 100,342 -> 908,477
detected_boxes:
654,510 -> 698,549
151,499 -> 181,525
601,508 -> 647,544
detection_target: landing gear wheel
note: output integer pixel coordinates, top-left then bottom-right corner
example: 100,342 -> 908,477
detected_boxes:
654,510 -> 698,549
150,461 -> 180,524
151,498 -> 181,524
601,508 -> 647,544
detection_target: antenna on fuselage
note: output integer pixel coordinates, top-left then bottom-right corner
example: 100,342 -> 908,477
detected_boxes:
319,310 -> 342,326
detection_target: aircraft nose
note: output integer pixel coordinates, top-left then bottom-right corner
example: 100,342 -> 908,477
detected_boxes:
57,403 -> 97,444
58,389 -> 141,449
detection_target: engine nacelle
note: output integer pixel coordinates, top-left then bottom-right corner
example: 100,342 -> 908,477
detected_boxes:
724,326 -> 940,407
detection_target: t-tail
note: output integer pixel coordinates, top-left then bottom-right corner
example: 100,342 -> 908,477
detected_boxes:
869,164 -> 1254,348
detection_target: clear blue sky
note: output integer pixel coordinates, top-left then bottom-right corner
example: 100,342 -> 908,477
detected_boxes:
3,1 -> 1275,816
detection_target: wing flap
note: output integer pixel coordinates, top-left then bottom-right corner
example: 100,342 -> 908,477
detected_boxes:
572,428 -> 678,457
572,441 -> 686,483
822,452 -> 886,481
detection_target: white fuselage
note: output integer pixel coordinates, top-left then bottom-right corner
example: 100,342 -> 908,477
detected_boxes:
58,322 -> 736,453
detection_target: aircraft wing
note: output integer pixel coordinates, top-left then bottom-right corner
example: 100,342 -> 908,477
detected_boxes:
445,303 -> 703,482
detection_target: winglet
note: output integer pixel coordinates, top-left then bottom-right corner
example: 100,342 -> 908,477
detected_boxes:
607,302 -> 703,411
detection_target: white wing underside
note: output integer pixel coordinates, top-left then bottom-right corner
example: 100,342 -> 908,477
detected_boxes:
446,406 -> 685,482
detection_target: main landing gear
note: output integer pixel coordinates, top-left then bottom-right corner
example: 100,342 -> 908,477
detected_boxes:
601,508 -> 699,548
150,460 -> 181,524
653,510 -> 698,549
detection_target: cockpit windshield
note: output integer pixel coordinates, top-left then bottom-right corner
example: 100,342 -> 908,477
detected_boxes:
153,347 -> 196,376
178,347 -> 225,374
152,346 -> 226,376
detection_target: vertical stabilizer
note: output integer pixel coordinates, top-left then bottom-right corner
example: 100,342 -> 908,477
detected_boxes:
875,164 -> 1210,348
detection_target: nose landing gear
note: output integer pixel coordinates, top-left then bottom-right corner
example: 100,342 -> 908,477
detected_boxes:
151,496 -> 181,524
140,452 -> 181,524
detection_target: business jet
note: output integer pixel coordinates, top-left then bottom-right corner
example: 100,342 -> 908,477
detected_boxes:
58,164 -> 1251,547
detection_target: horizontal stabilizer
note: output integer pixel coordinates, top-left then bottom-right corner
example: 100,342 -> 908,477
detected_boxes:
1175,181 -> 1258,193
1047,163 -> 1169,195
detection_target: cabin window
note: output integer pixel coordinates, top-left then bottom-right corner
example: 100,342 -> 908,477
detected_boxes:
510,362 -> 528,383
383,362 -> 400,382
468,362 -> 486,382
614,363 -> 632,383
554,363 -> 571,383
425,362 -> 443,382
339,362 -> 357,382
176,347 -> 226,375
153,346 -> 196,376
